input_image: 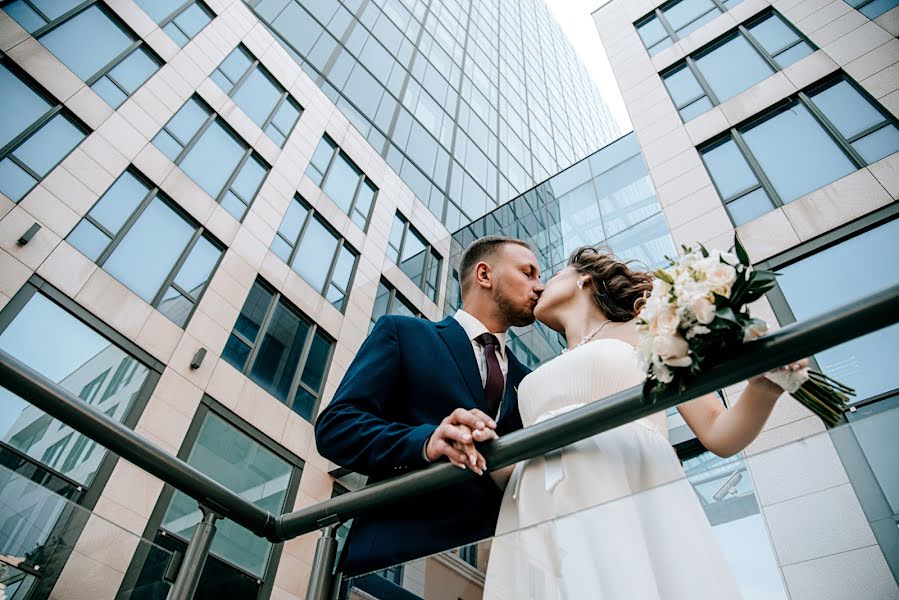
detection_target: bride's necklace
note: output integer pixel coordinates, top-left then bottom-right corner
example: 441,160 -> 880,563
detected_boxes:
563,320 -> 612,353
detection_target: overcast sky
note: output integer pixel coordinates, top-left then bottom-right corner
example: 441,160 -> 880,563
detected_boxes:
544,0 -> 632,134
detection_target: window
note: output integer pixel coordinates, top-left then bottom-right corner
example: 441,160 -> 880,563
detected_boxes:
663,11 -> 814,121
386,213 -> 442,301
222,280 -> 333,422
0,291 -> 151,485
305,135 -> 378,230
701,77 -> 899,226
3,2 -> 162,108
0,60 -> 88,202
124,403 -> 300,597
135,0 -> 213,47
845,0 -> 899,19
635,0 -> 744,56
370,279 -> 422,332
153,96 -> 269,220
270,196 -> 358,312
67,170 -> 224,326
211,45 -> 303,147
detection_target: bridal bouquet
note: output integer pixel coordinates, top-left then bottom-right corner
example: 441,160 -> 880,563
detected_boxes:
635,238 -> 852,427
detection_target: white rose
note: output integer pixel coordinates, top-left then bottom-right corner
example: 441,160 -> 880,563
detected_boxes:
656,304 -> 680,335
743,319 -> 769,341
720,251 -> 739,265
654,362 -> 674,383
691,294 -> 716,324
653,334 -> 690,367
707,263 -> 737,294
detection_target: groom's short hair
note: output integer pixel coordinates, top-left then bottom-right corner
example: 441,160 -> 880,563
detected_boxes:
459,235 -> 531,292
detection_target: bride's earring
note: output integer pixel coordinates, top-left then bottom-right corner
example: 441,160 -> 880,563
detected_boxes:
577,279 -> 585,290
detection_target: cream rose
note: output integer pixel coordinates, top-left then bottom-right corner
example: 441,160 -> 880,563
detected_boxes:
691,294 -> 716,324
653,334 -> 690,367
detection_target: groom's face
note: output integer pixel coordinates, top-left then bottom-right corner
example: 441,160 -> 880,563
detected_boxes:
492,244 -> 544,327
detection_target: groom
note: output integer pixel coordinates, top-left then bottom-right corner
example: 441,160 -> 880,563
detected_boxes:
314,235 -> 544,576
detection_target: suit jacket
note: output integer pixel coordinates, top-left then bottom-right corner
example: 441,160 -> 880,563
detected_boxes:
314,315 -> 529,576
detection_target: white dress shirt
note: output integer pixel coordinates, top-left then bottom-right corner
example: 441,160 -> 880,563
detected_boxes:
453,309 -> 509,389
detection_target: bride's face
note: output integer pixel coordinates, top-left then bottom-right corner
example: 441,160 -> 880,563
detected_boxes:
533,266 -> 581,332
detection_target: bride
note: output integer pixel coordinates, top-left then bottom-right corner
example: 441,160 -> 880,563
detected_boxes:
476,246 -> 804,600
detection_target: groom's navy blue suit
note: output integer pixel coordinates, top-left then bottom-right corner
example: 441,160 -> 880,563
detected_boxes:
314,314 -> 529,576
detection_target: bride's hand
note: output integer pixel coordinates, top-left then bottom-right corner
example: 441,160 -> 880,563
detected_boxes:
748,358 -> 809,395
451,426 -> 498,475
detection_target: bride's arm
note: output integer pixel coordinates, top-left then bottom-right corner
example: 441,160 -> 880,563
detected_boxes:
676,361 -> 807,457
490,465 -> 515,490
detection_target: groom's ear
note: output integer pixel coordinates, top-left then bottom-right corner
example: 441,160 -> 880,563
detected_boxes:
475,261 -> 494,289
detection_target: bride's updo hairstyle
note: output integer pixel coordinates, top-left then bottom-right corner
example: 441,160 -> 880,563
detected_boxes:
568,246 -> 653,321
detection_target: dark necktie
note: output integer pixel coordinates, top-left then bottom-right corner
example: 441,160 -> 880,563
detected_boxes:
475,332 -> 504,416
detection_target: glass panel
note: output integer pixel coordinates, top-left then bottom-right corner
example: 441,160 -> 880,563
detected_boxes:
663,66 -> 704,107
153,129 -> 183,161
160,412 -> 292,576
108,47 -> 159,94
852,124 -> 899,164
680,95 -> 713,121
172,3 -> 211,39
675,7 -> 720,38
810,80 -> 888,140
88,171 -> 150,234
0,63 -> 51,150
293,217 -> 339,292
3,1 -> 49,33
772,41 -> 813,69
217,46 -> 253,89
307,137 -> 336,186
103,198 -> 195,303
229,283 -> 271,349
39,5 -> 133,81
222,334 -> 251,370
648,37 -> 675,56
726,187 -> 773,225
166,97 -> 209,145
134,0 -> 186,23
370,282 -> 391,329
231,154 -> 267,201
174,236 -> 221,299
741,103 -> 856,203
272,99 -> 301,133
778,218 -> 899,403
701,139 -> 758,199
180,121 -> 246,199
163,21 -> 189,47
386,215 -> 405,263
331,245 -> 356,292
637,17 -> 668,49
232,68 -> 282,127
322,154 -> 362,213
292,386 -> 316,421
12,113 -> 84,177
271,235 -> 292,263
858,0 -> 899,19
220,191 -> 247,220
157,286 -> 193,327
249,303 -> 310,404
91,76 -> 128,108
664,0 -> 716,31
694,35 -> 774,103
595,154 -> 660,238
748,13 -> 799,56
67,219 -> 111,261
0,158 -> 37,201
277,198 -> 309,244
0,293 -> 149,484
300,331 -> 331,392
607,212 -> 677,269
353,180 -> 377,227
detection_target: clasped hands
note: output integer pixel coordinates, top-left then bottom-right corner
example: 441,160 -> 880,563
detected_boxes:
425,408 -> 498,475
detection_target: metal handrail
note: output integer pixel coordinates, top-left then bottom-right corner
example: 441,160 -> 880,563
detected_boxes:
1,283 -> 898,598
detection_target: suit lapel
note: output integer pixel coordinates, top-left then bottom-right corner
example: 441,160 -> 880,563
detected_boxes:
436,317 -> 484,407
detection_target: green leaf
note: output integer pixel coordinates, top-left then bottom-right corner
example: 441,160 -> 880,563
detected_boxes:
734,235 -> 750,266
712,292 -> 730,307
654,268 -> 674,285
715,306 -> 738,323
698,243 -> 709,258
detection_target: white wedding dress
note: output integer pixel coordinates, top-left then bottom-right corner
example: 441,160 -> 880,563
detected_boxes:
482,338 -> 742,600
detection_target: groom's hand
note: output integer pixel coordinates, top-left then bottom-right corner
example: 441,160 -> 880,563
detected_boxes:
426,409 -> 498,474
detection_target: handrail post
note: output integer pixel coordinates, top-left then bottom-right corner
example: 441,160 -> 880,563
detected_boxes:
167,505 -> 219,600
305,525 -> 339,600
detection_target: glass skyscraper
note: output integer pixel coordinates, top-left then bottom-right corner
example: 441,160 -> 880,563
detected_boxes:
246,0 -> 619,230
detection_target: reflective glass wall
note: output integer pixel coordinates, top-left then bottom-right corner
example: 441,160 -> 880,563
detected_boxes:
244,0 -> 620,230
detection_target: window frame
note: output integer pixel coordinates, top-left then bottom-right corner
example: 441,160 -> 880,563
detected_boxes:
118,395 -> 303,599
661,10 -> 816,120
370,278 -> 423,331
155,95 -> 270,220
700,74 -> 898,227
0,277 -> 162,597
212,45 -> 303,147
0,58 -> 90,202
388,212 -> 444,302
67,168 -> 225,326
225,279 -> 335,421
271,195 -> 359,313
635,0 -> 736,55
8,1 -> 164,108
309,135 -> 379,231
148,0 -> 214,47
